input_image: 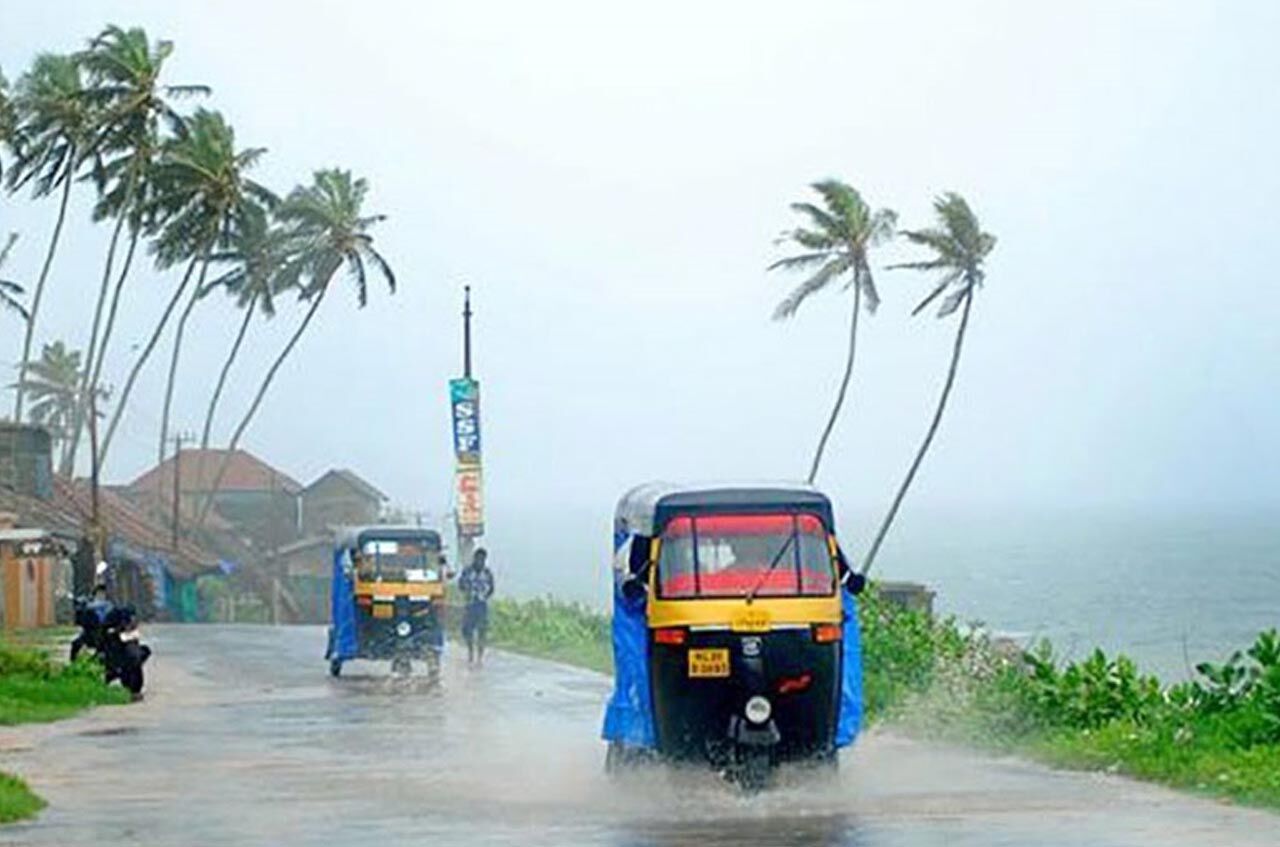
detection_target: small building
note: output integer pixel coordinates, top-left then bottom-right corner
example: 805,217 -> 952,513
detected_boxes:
300,469 -> 387,537
54,478 -> 220,621
128,449 -> 302,553
0,517 -> 75,630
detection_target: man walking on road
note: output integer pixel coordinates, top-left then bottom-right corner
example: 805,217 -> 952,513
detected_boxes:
459,548 -> 495,666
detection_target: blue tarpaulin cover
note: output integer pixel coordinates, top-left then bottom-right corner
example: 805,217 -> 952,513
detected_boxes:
601,580 -> 657,748
327,548 -> 358,661
836,589 -> 863,747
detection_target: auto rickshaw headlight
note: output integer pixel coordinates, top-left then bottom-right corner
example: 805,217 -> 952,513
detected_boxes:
396,621 -> 412,637
745,695 -> 772,725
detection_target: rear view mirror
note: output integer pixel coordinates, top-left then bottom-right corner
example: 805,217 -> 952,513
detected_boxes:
622,576 -> 648,603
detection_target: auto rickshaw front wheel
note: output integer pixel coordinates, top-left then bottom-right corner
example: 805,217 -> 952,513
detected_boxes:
329,659 -> 343,677
734,748 -> 774,793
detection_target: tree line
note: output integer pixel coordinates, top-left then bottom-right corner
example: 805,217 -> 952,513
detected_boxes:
770,181 -> 997,575
0,25 -> 396,529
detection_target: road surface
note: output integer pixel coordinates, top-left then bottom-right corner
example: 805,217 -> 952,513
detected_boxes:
2,625 -> 1277,846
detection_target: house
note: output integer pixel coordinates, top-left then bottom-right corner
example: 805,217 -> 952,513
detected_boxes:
128,449 -> 302,553
0,509 -> 78,630
1,424 -> 82,628
54,478 -> 220,621
300,469 -> 387,536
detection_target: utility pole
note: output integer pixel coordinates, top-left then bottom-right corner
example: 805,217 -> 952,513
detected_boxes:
167,431 -> 192,554
462,284 -> 473,380
88,389 -> 104,567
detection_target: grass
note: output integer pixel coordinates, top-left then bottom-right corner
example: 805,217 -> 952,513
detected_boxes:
0,636 -> 132,824
0,773 -> 44,825
456,597 -> 613,673
476,589 -> 1280,811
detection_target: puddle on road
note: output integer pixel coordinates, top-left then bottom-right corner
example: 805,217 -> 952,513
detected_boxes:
75,726 -> 139,738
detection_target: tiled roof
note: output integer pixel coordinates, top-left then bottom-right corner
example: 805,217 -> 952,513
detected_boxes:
54,478 -> 218,578
304,469 -> 387,502
0,484 -> 83,537
129,449 -> 301,497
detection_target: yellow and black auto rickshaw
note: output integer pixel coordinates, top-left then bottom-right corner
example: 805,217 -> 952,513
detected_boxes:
602,483 -> 863,790
325,526 -> 448,678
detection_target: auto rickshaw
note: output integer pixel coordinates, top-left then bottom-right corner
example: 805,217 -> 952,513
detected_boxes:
602,483 -> 864,790
325,526 -> 448,678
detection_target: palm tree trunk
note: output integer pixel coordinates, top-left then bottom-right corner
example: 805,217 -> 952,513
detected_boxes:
861,287 -> 974,576
199,294 -> 257,453
59,209 -> 135,476
807,280 -> 862,483
13,165 -> 74,422
195,286 -> 329,530
59,225 -> 140,478
157,256 -> 211,464
99,257 -> 200,467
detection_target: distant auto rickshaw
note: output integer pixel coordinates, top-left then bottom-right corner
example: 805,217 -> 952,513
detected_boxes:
325,526 -> 447,678
602,483 -> 864,790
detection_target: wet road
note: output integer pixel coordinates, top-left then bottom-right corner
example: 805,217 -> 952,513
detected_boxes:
2,625 -> 1278,846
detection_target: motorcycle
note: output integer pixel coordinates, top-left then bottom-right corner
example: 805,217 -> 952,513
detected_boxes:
70,595 -> 151,698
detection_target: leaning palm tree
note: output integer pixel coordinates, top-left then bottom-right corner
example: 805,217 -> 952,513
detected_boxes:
63,25 -> 209,474
860,192 -> 997,576
195,169 -> 394,527
145,108 -> 271,464
0,66 -> 15,179
97,111 -> 268,472
770,179 -> 896,483
12,341 -> 82,452
197,202 -> 298,457
0,233 -> 29,324
6,53 -> 97,422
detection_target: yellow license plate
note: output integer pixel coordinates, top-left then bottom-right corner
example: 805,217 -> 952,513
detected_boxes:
731,608 -> 772,633
372,604 -> 394,619
688,648 -> 730,678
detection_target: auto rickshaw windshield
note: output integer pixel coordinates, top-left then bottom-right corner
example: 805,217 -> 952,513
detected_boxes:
357,539 -> 441,582
657,512 -> 834,599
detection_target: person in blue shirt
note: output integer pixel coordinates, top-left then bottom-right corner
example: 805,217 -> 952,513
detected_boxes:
458,548 -> 495,666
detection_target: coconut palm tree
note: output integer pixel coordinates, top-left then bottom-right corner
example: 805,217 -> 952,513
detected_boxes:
63,25 -> 209,474
145,108 -> 271,465
0,66 -> 15,179
860,192 -> 996,576
97,112 -> 265,472
0,233 -> 28,324
6,53 -> 97,422
196,169 -> 394,527
12,341 -> 82,450
770,179 -> 896,483
197,202 -> 298,457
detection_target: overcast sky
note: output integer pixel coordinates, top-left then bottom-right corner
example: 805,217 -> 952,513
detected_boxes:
3,1 -> 1278,552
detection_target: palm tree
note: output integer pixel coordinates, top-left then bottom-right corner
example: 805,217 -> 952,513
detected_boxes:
860,192 -> 997,576
197,203 -> 297,457
6,53 -> 97,422
63,25 -> 209,474
0,233 -> 29,324
145,108 -> 271,465
196,169 -> 394,527
770,179 -> 896,483
12,341 -> 82,450
0,66 -> 15,180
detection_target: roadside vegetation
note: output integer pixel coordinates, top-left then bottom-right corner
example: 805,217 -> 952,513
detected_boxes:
0,636 -> 130,823
480,591 -> 1280,809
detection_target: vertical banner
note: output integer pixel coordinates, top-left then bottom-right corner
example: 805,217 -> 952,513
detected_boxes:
454,464 -> 484,536
449,378 -> 482,463
449,378 -> 484,537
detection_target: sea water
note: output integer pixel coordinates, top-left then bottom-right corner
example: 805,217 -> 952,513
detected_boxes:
485,503 -> 1279,682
